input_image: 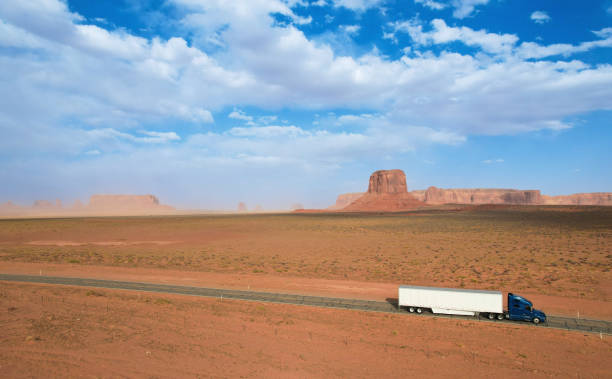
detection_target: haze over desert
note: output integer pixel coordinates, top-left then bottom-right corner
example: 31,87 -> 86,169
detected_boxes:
2,0 -> 612,378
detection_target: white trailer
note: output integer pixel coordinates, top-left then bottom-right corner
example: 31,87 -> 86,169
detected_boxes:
398,285 -> 503,317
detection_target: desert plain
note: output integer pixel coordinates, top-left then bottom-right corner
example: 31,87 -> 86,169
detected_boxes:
1,205 -> 611,377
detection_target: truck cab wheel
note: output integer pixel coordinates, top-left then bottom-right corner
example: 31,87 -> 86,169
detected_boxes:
416,307 -> 423,314
497,313 -> 504,320
533,317 -> 541,324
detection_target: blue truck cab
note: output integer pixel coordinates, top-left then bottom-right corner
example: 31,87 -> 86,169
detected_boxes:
507,293 -> 547,324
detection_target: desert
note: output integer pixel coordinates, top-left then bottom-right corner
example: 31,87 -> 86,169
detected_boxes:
3,1 -> 612,377
1,169 -> 612,377
2,281 -> 611,378
1,205 -> 612,377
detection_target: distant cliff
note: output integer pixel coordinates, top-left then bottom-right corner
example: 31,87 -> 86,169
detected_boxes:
541,193 -> 612,206
89,194 -> 174,213
410,186 -> 542,205
327,193 -> 365,210
330,175 -> 611,210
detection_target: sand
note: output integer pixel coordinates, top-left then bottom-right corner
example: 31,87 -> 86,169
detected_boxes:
1,282 -> 610,378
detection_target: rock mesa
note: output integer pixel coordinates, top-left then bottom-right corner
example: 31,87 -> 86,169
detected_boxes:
89,194 -> 174,213
542,193 -> 612,206
327,193 -> 365,210
342,170 -> 424,212
410,187 -> 542,205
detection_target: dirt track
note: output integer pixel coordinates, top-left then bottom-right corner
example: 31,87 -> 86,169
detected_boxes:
2,273 -> 609,335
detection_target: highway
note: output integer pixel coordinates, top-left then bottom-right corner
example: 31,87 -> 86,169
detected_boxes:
1,273 -> 610,335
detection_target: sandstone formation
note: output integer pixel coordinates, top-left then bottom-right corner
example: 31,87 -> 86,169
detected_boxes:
542,193 -> 612,206
1,194 -> 176,217
89,194 -> 174,213
290,203 -> 304,210
342,170 -> 425,212
329,169 -> 611,210
237,202 -> 247,212
410,187 -> 541,205
368,169 -> 408,194
72,200 -> 85,210
327,192 -> 365,210
0,201 -> 21,213
33,199 -> 62,209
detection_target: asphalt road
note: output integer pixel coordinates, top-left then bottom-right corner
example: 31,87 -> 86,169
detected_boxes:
1,273 -> 610,335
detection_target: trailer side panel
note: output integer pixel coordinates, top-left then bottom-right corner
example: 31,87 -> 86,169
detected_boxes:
398,285 -> 503,314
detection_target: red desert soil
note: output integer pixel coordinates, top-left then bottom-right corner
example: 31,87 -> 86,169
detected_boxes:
0,208 -> 610,319
1,262 -> 611,320
1,283 -> 611,378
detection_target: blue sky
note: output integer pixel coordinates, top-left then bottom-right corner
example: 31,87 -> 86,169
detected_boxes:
0,0 -> 611,210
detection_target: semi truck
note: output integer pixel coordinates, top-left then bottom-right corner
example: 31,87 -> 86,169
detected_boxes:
398,285 -> 547,324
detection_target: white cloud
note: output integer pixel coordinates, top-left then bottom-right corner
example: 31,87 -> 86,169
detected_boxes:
2,0 -> 612,185
139,131 -> 181,143
0,19 -> 45,48
258,115 -> 278,124
517,27 -> 612,59
331,0 -> 384,11
451,0 -> 489,18
393,19 -> 612,62
481,158 -> 503,164
414,0 -> 488,17
393,18 -> 518,55
228,109 -> 253,122
86,128 -> 180,145
414,0 -> 447,11
228,125 -> 308,138
530,11 -> 551,24
74,24 -> 149,60
593,27 -> 612,39
342,24 -> 361,35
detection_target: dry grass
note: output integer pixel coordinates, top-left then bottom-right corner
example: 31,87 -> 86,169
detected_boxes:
0,206 -> 610,300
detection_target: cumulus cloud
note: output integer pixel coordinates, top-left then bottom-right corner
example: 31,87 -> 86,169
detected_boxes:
2,0 -> 612,146
139,131 -> 181,143
393,18 -> 518,54
228,109 -> 254,122
392,19 -> 612,62
258,115 -> 278,124
517,27 -> 612,59
451,0 -> 489,18
414,0 -> 447,11
310,0 -> 328,6
530,11 -> 551,24
331,0 -> 384,11
414,0 -> 488,18
341,24 -> 361,35
186,118 -> 463,170
2,0 -> 612,206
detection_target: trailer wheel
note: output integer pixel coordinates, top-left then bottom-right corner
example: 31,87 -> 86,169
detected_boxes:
408,307 -> 415,313
497,313 -> 504,320
533,317 -> 541,325
488,313 -> 495,320
416,307 -> 423,314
